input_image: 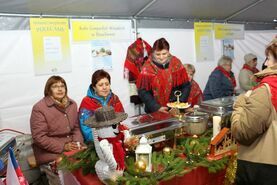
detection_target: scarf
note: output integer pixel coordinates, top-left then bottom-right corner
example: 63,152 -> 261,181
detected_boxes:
187,80 -> 203,106
242,64 -> 259,74
259,75 -> 277,110
215,66 -> 236,88
51,96 -> 69,109
88,86 -> 112,106
98,132 -> 125,170
136,56 -> 189,106
124,38 -> 152,82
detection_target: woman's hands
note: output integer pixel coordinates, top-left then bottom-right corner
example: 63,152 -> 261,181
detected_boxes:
64,142 -> 86,151
158,106 -> 169,113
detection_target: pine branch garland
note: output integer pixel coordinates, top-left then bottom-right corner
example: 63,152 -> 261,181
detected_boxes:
58,129 -> 230,184
58,144 -> 99,175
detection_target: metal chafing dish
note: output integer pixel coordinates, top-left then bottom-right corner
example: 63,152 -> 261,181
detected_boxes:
199,96 -> 236,115
199,96 -> 236,128
124,115 -> 185,146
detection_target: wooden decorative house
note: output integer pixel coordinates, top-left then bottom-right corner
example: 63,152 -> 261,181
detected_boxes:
208,127 -> 237,160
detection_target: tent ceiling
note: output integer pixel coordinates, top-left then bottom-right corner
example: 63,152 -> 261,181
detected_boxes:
0,0 -> 276,23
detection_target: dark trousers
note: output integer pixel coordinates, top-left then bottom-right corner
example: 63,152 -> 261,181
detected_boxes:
236,159 -> 277,185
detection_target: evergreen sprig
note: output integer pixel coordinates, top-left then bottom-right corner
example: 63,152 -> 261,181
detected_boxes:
58,144 -> 99,175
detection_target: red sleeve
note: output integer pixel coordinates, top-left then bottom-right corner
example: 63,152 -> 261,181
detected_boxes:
114,96 -> 125,112
79,97 -> 99,111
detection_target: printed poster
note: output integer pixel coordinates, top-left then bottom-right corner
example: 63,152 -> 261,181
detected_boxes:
91,40 -> 112,69
194,22 -> 214,62
223,39 -> 234,59
30,18 -> 71,75
71,19 -> 132,42
214,23 -> 244,40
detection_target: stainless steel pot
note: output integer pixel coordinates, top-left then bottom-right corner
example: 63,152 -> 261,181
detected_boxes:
185,112 -> 208,135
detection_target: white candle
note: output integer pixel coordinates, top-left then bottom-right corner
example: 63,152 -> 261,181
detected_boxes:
213,116 -> 221,138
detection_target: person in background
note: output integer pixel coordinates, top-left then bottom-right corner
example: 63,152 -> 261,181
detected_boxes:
30,76 -> 84,185
231,39 -> 277,185
183,64 -> 203,107
79,69 -> 124,142
136,38 -> 191,113
239,53 -> 260,92
203,56 -> 236,100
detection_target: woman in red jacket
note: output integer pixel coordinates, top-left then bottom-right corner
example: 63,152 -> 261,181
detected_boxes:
79,70 -> 125,142
136,38 -> 191,113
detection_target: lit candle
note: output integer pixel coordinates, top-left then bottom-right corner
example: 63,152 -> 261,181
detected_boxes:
213,116 -> 221,138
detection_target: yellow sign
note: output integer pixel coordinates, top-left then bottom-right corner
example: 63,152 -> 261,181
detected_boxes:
194,22 -> 214,62
71,19 -> 132,42
30,18 -> 71,75
214,23 -> 244,39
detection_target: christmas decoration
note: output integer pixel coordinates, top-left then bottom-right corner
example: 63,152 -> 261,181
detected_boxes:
162,147 -> 172,155
84,106 -> 130,184
124,135 -> 139,152
224,153 -> 237,185
208,128 -> 237,160
134,160 -> 147,172
213,116 -> 221,138
59,128 -> 231,184
135,135 -> 152,172
58,144 -> 98,175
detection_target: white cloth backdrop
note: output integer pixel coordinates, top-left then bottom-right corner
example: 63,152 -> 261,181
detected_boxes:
0,28 -> 275,133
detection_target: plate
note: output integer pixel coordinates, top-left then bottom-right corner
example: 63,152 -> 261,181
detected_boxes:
167,102 -> 191,109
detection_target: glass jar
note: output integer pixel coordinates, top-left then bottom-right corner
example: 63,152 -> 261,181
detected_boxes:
185,112 -> 209,135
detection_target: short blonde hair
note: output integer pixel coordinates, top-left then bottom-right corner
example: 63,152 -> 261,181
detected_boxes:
183,64 -> 195,74
218,56 -> 233,66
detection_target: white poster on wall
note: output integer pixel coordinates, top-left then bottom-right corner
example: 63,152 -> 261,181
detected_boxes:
91,40 -> 112,69
223,39 -> 234,59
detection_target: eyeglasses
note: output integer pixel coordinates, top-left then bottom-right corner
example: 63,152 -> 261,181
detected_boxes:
51,84 -> 66,89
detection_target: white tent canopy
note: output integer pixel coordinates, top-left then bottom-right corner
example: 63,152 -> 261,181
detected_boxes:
0,0 -> 276,29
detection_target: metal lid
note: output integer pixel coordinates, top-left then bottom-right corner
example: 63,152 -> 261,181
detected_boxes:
185,112 -> 208,123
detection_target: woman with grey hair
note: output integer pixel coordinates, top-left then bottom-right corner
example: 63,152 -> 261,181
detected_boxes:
203,56 -> 236,100
238,53 -> 260,92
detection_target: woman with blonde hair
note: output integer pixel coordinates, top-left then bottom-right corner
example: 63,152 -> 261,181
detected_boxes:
183,64 -> 203,106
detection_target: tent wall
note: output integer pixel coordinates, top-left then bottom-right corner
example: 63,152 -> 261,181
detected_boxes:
0,21 -> 275,133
